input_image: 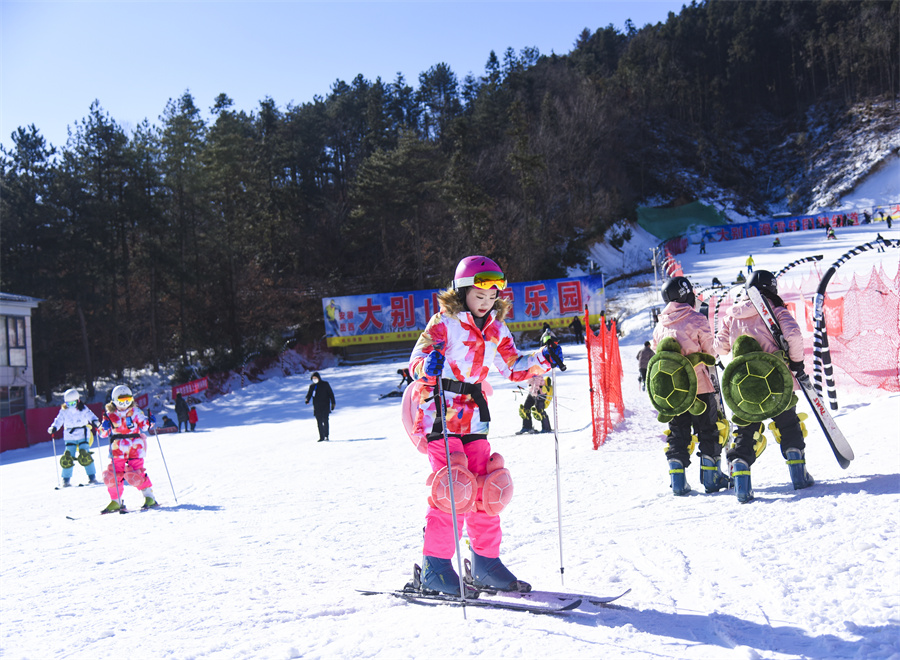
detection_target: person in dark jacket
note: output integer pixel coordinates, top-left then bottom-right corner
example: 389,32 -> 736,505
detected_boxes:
174,393 -> 190,433
305,372 -> 336,442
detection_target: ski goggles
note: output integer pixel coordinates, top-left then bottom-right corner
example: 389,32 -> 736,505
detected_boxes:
115,395 -> 134,408
457,271 -> 508,291
63,400 -> 79,409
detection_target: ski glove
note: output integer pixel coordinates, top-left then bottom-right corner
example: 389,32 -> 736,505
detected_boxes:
125,416 -> 134,429
101,419 -> 112,432
47,426 -> 56,435
788,360 -> 806,378
424,350 -> 445,377
543,340 -> 566,371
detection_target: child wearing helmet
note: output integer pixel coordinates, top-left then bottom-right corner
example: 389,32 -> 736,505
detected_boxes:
407,255 -> 565,596
48,388 -> 99,487
98,385 -> 158,513
651,276 -> 728,496
713,270 -> 813,502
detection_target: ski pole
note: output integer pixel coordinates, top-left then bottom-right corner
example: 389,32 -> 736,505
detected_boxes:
153,424 -> 179,504
434,352 -> 467,618
550,365 -> 566,586
50,432 -> 61,488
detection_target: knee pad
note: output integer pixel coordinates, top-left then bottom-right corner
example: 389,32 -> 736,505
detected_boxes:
124,466 -> 146,487
103,464 -> 118,487
60,450 -> 74,469
427,452 -> 477,514
77,448 -> 94,467
531,408 -> 545,422
518,404 -> 529,421
476,453 -> 514,516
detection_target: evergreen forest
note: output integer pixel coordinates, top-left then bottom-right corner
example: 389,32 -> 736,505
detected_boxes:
2,0 -> 897,398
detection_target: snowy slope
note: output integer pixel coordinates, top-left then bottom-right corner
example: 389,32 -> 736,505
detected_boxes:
2,225 -> 899,660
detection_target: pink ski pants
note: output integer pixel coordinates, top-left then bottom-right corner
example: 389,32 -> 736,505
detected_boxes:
106,458 -> 152,500
423,437 -> 502,559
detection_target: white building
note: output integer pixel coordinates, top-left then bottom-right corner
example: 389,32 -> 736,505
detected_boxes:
0,292 -> 42,418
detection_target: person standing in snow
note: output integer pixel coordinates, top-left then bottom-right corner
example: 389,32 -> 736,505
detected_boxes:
569,315 -> 584,344
745,255 -> 755,274
651,277 -> 728,496
305,372 -> 335,442
48,388 -> 99,487
515,373 -> 552,434
714,271 -> 813,503
175,393 -> 190,433
188,406 -> 198,431
98,385 -> 158,513
636,341 -> 655,391
407,255 -> 564,596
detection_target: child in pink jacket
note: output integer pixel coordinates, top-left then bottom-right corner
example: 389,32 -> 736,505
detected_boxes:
408,255 -> 564,596
652,276 -> 727,496
714,271 -> 813,502
98,385 -> 158,513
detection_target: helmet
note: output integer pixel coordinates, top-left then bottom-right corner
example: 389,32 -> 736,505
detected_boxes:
747,270 -> 778,296
661,276 -> 695,306
63,388 -> 81,407
111,385 -> 134,411
453,256 -> 507,291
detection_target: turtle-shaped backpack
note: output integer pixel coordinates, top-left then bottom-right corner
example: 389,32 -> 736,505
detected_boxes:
647,336 -> 717,423
721,335 -> 798,427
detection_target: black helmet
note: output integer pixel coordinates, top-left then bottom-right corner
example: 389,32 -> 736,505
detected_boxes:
747,270 -> 778,296
661,276 -> 695,306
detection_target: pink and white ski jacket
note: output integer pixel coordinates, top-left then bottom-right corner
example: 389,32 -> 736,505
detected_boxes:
410,292 -> 551,437
99,405 -> 150,460
652,301 -> 716,395
714,293 -> 805,390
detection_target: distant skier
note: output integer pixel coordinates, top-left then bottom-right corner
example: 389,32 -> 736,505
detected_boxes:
650,277 -> 728,496
636,341 -> 655,391
98,385 -> 158,513
189,406 -> 198,431
745,255 -> 755,274
714,271 -> 813,503
305,372 -> 335,442
569,315 -> 584,344
175,393 -> 190,433
407,255 -> 563,596
515,374 -> 552,434
48,388 -> 99,487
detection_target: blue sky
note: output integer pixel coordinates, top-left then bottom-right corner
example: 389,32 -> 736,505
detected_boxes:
1,0 -> 686,152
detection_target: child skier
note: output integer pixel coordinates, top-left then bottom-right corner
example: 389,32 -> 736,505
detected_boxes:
515,373 -> 553,434
651,277 -> 728,496
98,385 -> 158,513
408,255 -> 564,596
48,388 -> 99,487
714,271 -> 813,502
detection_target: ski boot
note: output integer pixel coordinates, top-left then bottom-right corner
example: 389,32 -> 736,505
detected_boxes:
731,459 -> 753,503
421,556 -> 467,596
470,551 -> 531,592
785,448 -> 814,490
87,475 -> 98,485
699,454 -> 730,493
101,500 -> 125,514
668,459 -> 691,496
61,478 -> 71,488
142,496 -> 159,509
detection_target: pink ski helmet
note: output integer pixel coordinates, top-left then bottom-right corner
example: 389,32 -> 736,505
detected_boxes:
453,256 -> 507,291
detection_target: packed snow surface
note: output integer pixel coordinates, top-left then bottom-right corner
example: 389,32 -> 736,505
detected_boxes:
2,223 -> 899,660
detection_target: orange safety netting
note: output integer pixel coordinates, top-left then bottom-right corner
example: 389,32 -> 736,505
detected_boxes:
585,310 -> 625,449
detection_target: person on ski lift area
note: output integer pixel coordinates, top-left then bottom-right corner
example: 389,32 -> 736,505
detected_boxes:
98,385 -> 158,513
515,373 -> 553,434
48,388 -> 100,487
651,277 -> 728,497
305,372 -> 335,442
713,271 -> 813,502
408,255 -> 565,597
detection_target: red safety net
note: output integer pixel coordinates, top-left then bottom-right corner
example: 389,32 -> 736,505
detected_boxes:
585,310 -> 624,449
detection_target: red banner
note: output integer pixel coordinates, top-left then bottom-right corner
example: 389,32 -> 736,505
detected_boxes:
172,377 -> 208,400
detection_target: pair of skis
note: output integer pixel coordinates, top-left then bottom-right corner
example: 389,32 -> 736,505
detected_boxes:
359,564 -> 630,616
744,287 -> 854,468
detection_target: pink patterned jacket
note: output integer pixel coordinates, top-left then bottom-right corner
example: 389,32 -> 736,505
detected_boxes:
99,404 -> 150,460
652,301 -> 716,395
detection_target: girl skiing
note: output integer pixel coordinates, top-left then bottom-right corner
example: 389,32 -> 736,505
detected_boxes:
48,388 -> 99,487
407,255 -> 564,596
98,385 -> 158,513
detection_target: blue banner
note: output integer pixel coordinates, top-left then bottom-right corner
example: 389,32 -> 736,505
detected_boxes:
322,274 -> 606,347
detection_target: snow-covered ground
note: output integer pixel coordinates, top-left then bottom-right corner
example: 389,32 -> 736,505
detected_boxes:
2,219 -> 898,659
